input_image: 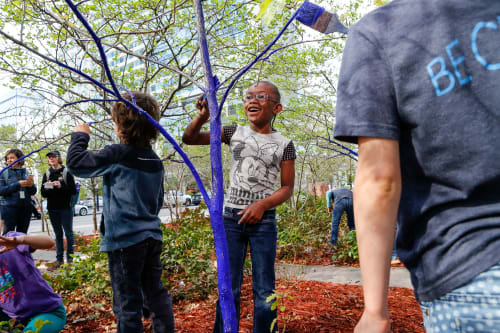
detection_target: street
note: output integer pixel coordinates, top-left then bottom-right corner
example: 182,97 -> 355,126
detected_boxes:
28,206 -> 198,236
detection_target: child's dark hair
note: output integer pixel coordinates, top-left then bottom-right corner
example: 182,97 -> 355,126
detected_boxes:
112,91 -> 160,147
4,148 -> 25,167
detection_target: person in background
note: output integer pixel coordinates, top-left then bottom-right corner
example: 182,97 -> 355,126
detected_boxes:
41,149 -> 76,269
0,149 -> 36,234
326,187 -> 355,250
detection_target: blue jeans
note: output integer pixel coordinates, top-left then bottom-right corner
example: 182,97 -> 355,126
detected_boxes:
48,209 -> 74,262
419,262 -> 500,332
330,198 -> 355,246
1,205 -> 31,234
213,207 -> 277,333
108,238 -> 174,333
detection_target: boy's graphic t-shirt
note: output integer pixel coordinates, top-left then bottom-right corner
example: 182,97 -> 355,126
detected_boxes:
0,232 -> 62,320
223,125 -> 296,209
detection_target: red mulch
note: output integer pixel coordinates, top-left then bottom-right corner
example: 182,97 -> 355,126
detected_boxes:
57,231 -> 412,331
62,277 -> 423,332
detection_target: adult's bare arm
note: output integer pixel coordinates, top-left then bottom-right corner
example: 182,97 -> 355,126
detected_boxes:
353,137 -> 401,333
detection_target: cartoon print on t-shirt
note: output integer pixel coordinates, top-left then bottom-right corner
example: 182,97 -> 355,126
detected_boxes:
231,136 -> 280,193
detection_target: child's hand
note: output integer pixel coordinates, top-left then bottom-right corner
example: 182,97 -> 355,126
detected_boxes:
237,202 -> 266,224
74,123 -> 90,134
195,95 -> 209,121
0,235 -> 22,253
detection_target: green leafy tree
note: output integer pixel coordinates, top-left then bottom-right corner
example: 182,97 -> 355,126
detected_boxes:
0,0 -> 366,187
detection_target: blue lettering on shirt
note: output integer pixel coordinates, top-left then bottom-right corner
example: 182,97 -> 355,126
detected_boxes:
472,19 -> 500,71
427,57 -> 455,97
446,39 -> 472,86
427,16 -> 500,97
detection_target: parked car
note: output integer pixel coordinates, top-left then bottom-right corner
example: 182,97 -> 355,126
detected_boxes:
80,197 -> 103,209
164,191 -> 192,207
41,201 -> 89,216
74,203 -> 89,216
31,197 -> 41,220
191,193 -> 203,206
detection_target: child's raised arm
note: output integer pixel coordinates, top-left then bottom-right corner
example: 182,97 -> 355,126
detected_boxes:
182,96 -> 226,145
66,125 -> 116,178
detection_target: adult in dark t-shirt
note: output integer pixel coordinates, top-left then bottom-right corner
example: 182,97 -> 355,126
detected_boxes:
334,0 -> 500,331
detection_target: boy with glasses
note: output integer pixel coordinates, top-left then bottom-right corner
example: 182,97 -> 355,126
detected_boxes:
183,81 -> 296,332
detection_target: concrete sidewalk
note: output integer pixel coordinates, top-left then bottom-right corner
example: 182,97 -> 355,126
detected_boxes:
33,250 -> 412,289
276,263 -> 412,288
32,249 -> 82,264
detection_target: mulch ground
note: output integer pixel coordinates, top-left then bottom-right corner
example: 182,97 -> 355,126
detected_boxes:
63,277 -> 423,332
52,234 -> 415,331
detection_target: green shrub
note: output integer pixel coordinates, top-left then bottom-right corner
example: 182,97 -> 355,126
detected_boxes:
44,236 -> 111,298
333,229 -> 358,262
161,205 -> 218,301
46,206 -> 218,302
276,195 -> 331,261
45,196 -> 358,305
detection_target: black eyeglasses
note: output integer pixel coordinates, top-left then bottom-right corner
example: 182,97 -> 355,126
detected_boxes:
242,94 -> 280,103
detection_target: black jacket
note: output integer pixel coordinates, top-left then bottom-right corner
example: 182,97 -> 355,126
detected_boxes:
41,166 -> 77,210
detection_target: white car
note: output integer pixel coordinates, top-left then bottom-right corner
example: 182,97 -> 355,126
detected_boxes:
74,203 -> 89,216
41,201 -> 89,216
164,191 -> 193,207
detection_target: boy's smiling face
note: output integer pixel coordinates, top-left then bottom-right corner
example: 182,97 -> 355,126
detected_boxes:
244,82 -> 282,133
